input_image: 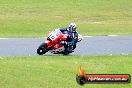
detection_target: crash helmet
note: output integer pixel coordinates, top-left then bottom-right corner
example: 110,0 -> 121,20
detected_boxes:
68,23 -> 77,32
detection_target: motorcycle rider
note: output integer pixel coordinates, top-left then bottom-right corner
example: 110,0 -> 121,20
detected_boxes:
59,23 -> 79,54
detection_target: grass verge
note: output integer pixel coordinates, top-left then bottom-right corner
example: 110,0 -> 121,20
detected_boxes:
0,55 -> 132,88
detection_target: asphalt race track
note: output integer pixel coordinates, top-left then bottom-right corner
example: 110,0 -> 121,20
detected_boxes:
0,35 -> 132,56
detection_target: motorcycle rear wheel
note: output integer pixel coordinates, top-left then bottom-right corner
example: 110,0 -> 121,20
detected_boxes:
63,50 -> 70,55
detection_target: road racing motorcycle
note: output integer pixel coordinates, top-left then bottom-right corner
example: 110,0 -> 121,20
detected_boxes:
37,28 -> 82,55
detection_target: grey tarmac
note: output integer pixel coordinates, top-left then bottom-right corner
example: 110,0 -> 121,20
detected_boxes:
0,35 -> 132,56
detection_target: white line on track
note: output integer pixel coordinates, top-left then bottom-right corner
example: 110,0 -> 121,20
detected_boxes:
0,38 -> 8,39
83,35 -> 119,37
83,36 -> 93,37
0,35 -> 119,39
107,35 -> 118,36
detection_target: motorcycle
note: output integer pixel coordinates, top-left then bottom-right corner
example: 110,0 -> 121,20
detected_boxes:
37,28 -> 82,55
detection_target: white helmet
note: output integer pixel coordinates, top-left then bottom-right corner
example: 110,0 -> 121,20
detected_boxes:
68,23 -> 77,32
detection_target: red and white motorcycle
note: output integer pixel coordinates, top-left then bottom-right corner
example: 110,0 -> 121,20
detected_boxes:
37,29 -> 82,55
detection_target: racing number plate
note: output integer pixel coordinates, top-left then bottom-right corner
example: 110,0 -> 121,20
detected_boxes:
48,32 -> 58,41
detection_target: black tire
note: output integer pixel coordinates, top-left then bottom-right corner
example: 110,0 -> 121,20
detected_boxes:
63,45 -> 72,55
37,43 -> 48,55
63,51 -> 70,55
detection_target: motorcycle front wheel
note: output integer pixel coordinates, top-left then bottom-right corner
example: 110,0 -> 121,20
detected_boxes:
37,43 -> 48,55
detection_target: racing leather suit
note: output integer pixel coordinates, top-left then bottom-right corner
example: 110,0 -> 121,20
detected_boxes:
59,28 -> 78,53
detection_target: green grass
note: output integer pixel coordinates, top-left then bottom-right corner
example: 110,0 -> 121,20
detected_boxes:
0,55 -> 132,88
0,0 -> 132,37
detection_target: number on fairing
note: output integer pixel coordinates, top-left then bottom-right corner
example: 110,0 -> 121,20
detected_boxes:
49,33 -> 57,40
